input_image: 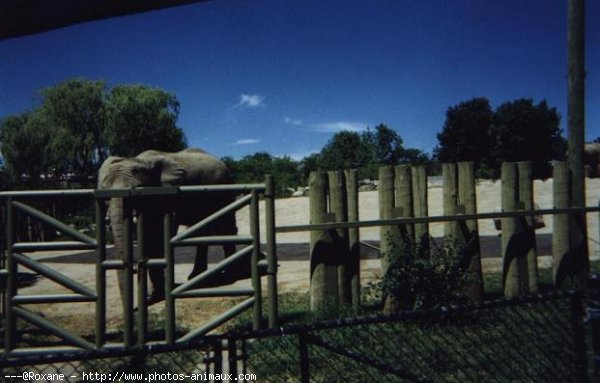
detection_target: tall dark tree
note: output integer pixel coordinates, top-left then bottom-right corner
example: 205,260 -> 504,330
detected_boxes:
490,99 -> 565,177
435,98 -> 493,168
41,78 -> 107,178
319,131 -> 371,172
0,112 -> 51,184
361,124 -> 405,165
104,84 -> 186,157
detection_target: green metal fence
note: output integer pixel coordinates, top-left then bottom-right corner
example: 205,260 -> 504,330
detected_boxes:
0,177 -> 277,354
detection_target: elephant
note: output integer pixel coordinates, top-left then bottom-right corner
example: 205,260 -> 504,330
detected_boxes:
97,148 -> 241,306
584,142 -> 600,178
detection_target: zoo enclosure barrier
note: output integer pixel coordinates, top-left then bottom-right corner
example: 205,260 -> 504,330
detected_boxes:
0,176 -> 278,353
293,162 -> 599,308
0,291 -> 589,382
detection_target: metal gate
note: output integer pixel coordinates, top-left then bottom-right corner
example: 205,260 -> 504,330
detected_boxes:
0,177 -> 277,354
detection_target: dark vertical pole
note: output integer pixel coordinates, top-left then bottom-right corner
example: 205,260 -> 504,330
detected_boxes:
95,198 -> 107,348
265,175 -> 278,328
4,198 -> 15,351
567,0 -> 589,291
164,211 -> 176,344
250,190 -> 262,330
228,336 -> 238,378
123,198 -> 134,346
299,332 -> 310,383
588,274 -> 600,377
136,205 -> 148,345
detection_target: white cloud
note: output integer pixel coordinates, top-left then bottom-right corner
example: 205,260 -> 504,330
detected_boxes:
233,138 -> 260,145
284,117 -> 304,126
231,94 -> 265,109
311,121 -> 367,133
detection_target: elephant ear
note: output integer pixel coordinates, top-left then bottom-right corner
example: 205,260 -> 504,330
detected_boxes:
157,157 -> 187,185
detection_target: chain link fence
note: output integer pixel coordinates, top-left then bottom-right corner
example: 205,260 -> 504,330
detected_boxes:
0,338 -> 220,383
231,292 -> 588,383
0,292 -> 589,382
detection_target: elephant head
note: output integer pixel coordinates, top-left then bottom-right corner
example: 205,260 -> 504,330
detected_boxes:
98,149 -> 237,310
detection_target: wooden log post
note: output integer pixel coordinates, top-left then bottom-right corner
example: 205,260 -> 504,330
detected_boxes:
379,166 -> 399,274
328,170 -> 350,306
345,169 -> 360,309
518,161 -> 539,294
395,165 -> 414,244
379,166 -> 401,313
309,171 -> 338,311
553,161 -> 571,288
567,0 -> 589,292
457,162 -> 483,302
411,165 -> 429,256
501,162 -> 526,298
443,163 -> 459,239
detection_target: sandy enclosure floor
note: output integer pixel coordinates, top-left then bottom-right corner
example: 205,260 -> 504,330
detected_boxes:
237,177 -> 600,257
12,178 -> 600,337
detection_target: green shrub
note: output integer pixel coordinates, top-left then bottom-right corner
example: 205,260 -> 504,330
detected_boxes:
380,237 -> 473,310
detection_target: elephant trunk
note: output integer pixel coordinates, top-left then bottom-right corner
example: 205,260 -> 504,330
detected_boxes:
109,197 -> 129,314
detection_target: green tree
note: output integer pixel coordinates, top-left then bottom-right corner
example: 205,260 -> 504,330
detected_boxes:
0,112 -> 52,184
490,99 -> 565,178
104,84 -> 186,157
300,153 -> 321,184
319,131 -> 371,175
225,152 -> 302,197
362,124 -> 405,165
40,78 -> 107,180
435,98 -> 493,171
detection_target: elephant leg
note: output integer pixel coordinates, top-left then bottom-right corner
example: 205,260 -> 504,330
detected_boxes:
144,208 -> 166,303
188,245 -> 208,280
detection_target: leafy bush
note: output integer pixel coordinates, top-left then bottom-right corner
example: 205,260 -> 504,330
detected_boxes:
380,237 -> 473,310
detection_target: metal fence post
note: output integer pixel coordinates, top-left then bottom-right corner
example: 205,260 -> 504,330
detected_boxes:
228,335 -> 239,378
4,197 -> 15,352
298,331 -> 310,383
265,175 -> 279,328
250,190 -> 262,330
136,204 -> 148,345
95,198 -> 107,348
164,211 -> 176,344
123,198 -> 135,347
588,273 -> 600,377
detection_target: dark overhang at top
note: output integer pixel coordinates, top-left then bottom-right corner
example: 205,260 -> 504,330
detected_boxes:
0,0 -> 210,41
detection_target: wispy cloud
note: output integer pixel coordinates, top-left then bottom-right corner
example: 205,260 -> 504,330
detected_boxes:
284,117 -> 304,126
233,138 -> 260,145
311,121 -> 367,133
230,94 -> 265,109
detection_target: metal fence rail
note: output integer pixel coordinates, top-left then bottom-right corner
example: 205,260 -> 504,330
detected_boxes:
0,178 -> 278,353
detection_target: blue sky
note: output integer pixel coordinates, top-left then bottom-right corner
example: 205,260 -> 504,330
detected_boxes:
1,0 -> 599,160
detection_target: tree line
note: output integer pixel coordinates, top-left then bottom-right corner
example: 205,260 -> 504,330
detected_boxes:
0,78 -> 568,193
0,78 -> 186,188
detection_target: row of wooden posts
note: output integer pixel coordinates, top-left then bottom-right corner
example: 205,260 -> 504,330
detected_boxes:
308,161 -> 589,310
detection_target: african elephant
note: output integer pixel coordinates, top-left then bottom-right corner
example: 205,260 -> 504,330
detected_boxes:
584,143 -> 600,178
97,148 -> 239,305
